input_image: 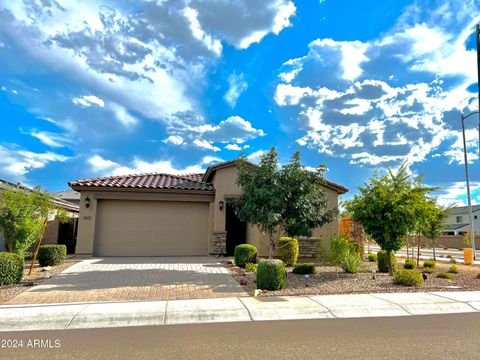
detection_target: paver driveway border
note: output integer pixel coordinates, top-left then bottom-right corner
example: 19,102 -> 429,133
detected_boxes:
7,257 -> 248,305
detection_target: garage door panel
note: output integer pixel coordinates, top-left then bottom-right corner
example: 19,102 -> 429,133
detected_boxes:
94,200 -> 209,256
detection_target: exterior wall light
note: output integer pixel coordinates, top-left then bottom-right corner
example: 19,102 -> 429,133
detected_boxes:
85,197 -> 90,209
219,200 -> 224,210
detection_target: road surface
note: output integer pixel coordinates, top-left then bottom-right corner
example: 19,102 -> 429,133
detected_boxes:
1,313 -> 480,359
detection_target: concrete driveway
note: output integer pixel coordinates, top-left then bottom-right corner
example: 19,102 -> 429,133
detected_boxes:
8,257 -> 247,304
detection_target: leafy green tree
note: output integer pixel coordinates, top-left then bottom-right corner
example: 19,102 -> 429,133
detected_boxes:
278,151 -> 337,237
233,148 -> 337,258
0,188 -> 67,256
422,203 -> 449,261
344,164 -> 434,275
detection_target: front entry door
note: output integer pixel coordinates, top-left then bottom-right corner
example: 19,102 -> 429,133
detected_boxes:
225,202 -> 247,256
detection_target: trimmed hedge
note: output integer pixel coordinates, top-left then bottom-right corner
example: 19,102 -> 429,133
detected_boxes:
256,259 -> 286,290
368,253 -> 377,262
292,263 -> 316,275
37,245 -> 67,267
437,271 -> 454,279
403,260 -> 416,269
423,260 -> 436,269
234,244 -> 257,268
0,252 -> 24,286
377,250 -> 397,273
393,269 -> 423,287
278,237 -> 299,266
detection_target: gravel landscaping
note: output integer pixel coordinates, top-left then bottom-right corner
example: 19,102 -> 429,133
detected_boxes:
226,257 -> 480,296
0,257 -> 80,304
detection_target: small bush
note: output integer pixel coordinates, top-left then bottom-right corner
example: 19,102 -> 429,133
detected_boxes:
448,265 -> 458,274
256,259 -> 286,290
245,263 -> 257,273
292,263 -> 316,275
423,260 -> 436,269
368,253 -> 377,262
393,269 -> 424,287
37,245 -> 67,267
330,236 -> 351,265
278,237 -> 299,266
377,250 -> 397,273
340,252 -> 362,273
0,252 -> 24,286
404,260 -> 416,269
234,244 -> 257,268
423,267 -> 434,274
450,257 -> 457,264
437,271 -> 454,279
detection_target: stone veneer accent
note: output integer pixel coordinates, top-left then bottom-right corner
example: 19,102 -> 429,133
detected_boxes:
211,231 -> 227,255
297,237 -> 322,258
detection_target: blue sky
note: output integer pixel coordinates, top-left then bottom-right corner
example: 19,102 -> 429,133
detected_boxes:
1,0 -> 480,205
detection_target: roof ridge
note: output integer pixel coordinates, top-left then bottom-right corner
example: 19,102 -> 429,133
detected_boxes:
70,172 -> 207,185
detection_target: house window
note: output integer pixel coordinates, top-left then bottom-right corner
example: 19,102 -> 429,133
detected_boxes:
456,216 -> 463,223
475,216 -> 478,220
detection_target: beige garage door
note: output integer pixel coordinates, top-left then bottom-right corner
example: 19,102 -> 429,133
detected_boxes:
94,200 -> 209,256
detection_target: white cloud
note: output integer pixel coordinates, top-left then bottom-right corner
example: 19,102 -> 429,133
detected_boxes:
0,145 -> 69,178
193,139 -> 221,152
29,130 -> 72,148
225,144 -> 242,151
435,182 -> 480,207
162,135 -> 185,146
247,150 -> 266,161
201,156 -> 223,165
108,103 -> 138,127
224,72 -> 248,107
72,95 -> 105,108
183,7 -> 222,56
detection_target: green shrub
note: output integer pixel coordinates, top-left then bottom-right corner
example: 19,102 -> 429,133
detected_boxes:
423,267 -> 434,274
403,260 -> 416,269
256,259 -> 286,290
393,269 -> 423,287
330,236 -> 351,265
437,271 -> 454,279
423,260 -> 436,269
37,245 -> 67,267
234,244 -> 257,268
450,257 -> 457,264
448,265 -> 458,274
340,252 -> 362,273
377,250 -> 397,273
368,253 -> 377,262
0,252 -> 24,286
292,263 -> 316,275
245,263 -> 257,273
278,237 -> 299,266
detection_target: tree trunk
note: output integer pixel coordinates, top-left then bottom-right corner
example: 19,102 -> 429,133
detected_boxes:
406,240 -> 409,260
416,233 -> 421,266
387,250 -> 394,276
432,238 -> 436,261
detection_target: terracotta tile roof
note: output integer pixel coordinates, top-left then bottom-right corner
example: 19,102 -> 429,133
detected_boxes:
68,173 -> 213,191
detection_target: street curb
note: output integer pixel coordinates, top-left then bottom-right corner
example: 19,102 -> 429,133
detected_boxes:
1,291 -> 480,332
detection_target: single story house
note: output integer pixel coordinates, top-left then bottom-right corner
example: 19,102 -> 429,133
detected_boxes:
0,180 -> 79,253
69,160 -> 348,257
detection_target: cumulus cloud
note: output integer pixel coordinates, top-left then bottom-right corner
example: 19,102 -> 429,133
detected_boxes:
225,144 -> 242,151
274,1 -> 479,168
247,149 -> 266,161
87,154 -> 222,176
0,144 -> 69,179
224,72 -> 248,107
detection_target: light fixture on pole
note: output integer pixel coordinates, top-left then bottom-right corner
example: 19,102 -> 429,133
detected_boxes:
461,111 -> 479,260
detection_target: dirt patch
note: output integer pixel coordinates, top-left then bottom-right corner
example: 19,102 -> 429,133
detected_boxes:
0,257 -> 80,304
226,258 -> 480,296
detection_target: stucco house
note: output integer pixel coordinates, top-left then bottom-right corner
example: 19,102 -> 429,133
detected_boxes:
443,205 -> 480,235
69,160 -> 348,257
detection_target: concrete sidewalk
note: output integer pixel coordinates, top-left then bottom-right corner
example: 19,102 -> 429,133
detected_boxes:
1,291 -> 480,332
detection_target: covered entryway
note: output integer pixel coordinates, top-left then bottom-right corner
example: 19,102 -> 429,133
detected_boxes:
94,200 -> 209,256
225,202 -> 246,256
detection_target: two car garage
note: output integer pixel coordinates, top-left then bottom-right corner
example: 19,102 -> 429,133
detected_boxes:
93,200 -> 210,257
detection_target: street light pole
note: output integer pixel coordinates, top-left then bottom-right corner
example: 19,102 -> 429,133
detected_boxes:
461,111 -> 479,260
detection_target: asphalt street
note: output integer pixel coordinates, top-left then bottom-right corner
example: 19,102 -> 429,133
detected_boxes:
1,313 -> 480,360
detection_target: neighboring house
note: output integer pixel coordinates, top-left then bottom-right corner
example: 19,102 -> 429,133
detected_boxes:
0,179 -> 79,253
443,205 -> 480,235
49,190 -> 80,205
69,159 -> 348,257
